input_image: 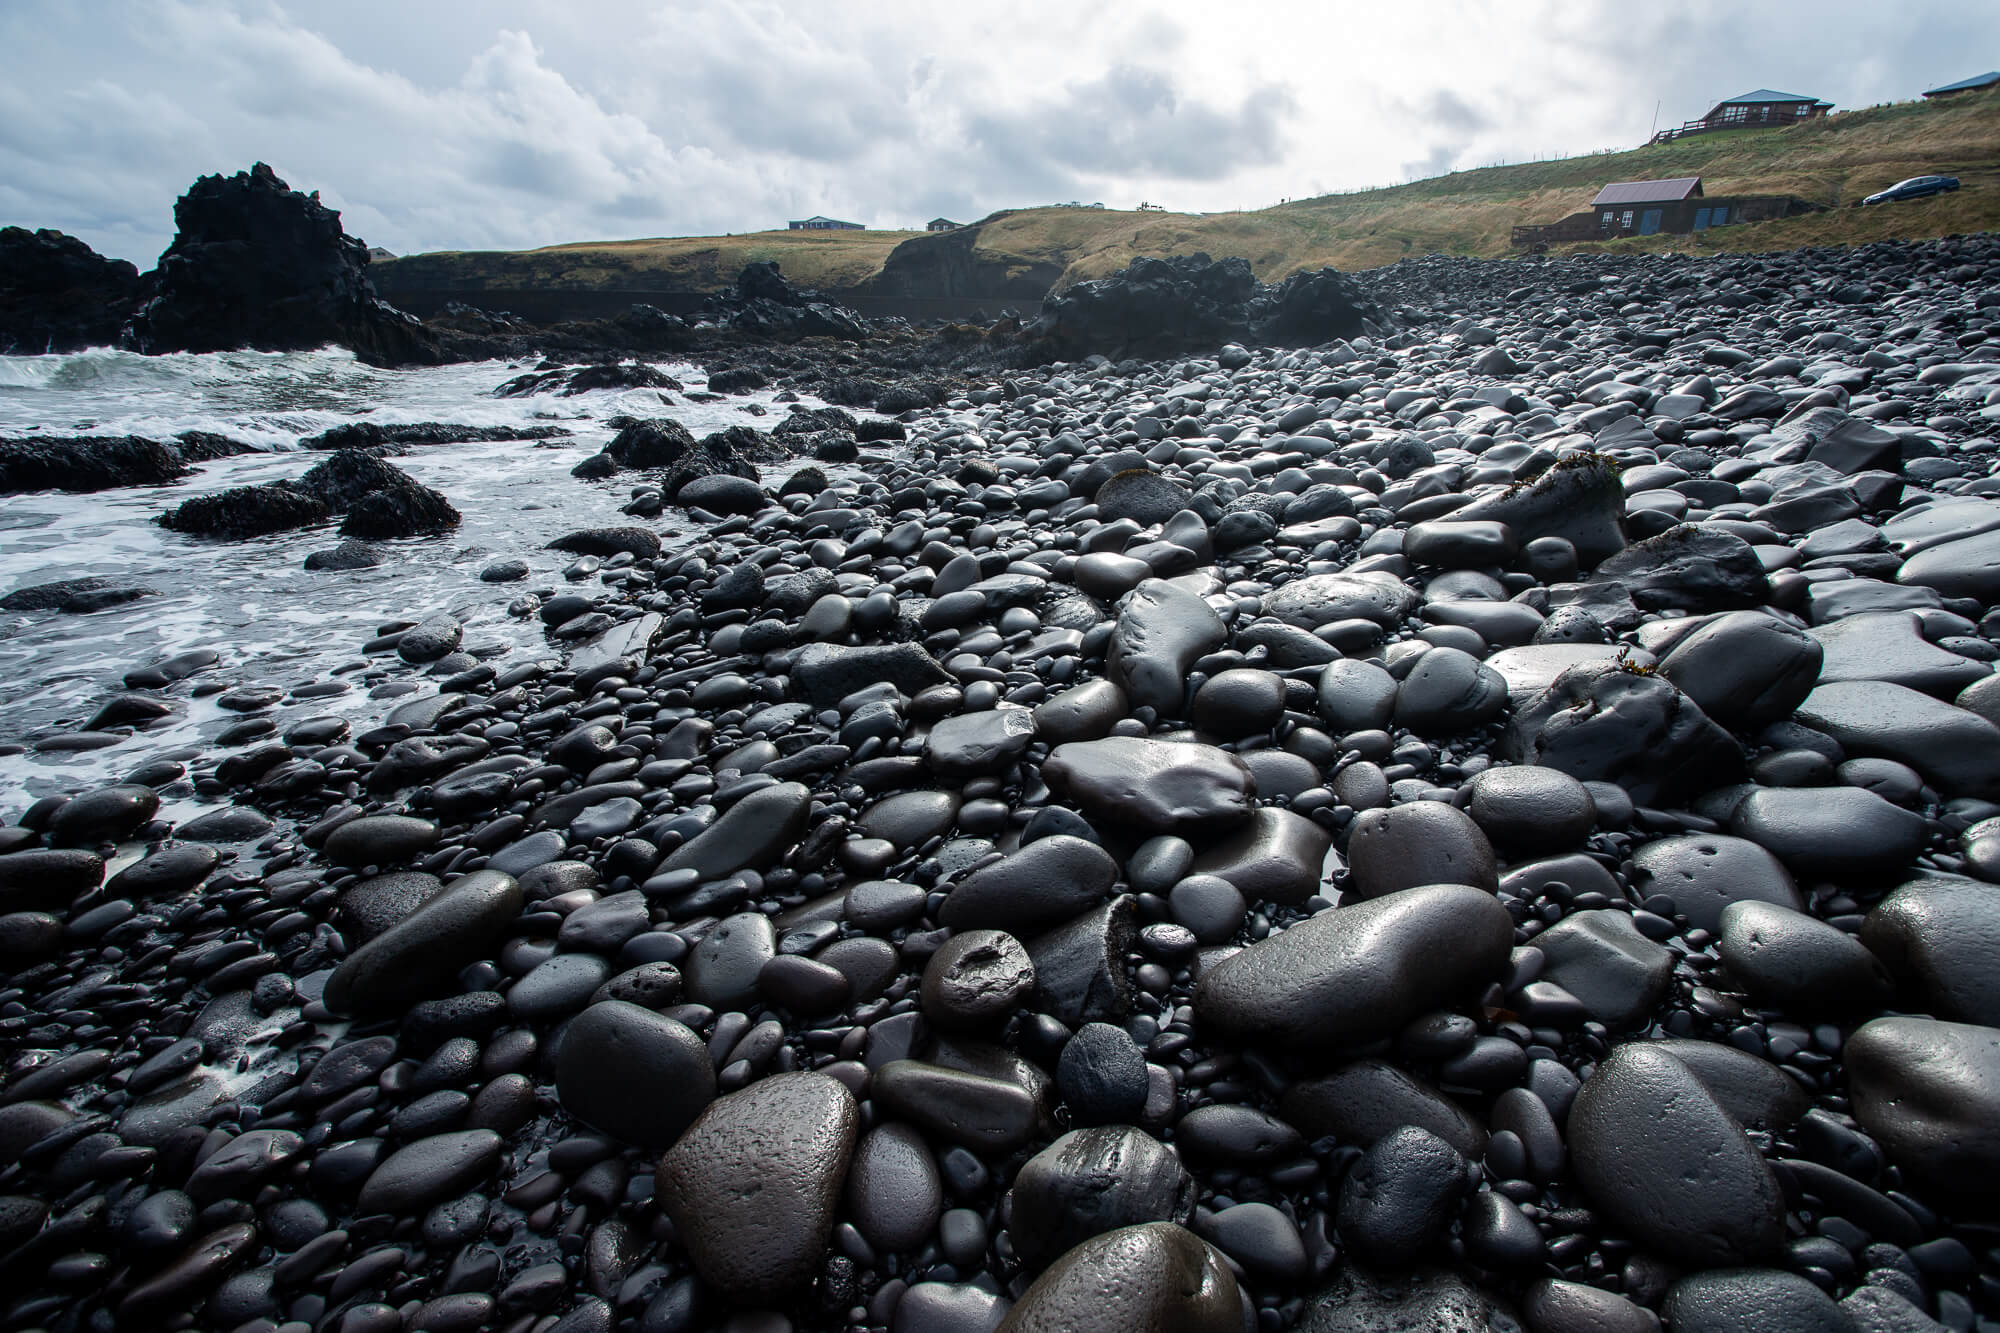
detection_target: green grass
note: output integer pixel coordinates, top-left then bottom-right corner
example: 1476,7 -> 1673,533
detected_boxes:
375,88 -> 2000,296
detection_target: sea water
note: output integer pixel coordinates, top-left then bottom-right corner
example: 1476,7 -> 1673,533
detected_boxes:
0,346 -> 827,813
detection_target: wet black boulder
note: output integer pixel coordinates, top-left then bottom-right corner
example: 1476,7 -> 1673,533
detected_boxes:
0,435 -> 191,495
157,481 -> 333,539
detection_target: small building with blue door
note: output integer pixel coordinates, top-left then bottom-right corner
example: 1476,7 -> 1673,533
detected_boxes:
1591,178 -> 1706,236
1511,176 -> 1821,248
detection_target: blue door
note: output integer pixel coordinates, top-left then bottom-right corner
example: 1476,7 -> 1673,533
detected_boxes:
1693,208 -> 1712,230
1640,209 -> 1663,235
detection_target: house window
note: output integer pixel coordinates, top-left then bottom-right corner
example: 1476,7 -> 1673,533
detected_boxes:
1621,210 -> 1635,229
1723,104 -> 1747,124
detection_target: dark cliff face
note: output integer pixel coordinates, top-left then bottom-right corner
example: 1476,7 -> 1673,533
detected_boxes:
0,227 -> 141,354
861,216 -> 1065,303
124,162 -> 442,368
1022,253 -> 1387,361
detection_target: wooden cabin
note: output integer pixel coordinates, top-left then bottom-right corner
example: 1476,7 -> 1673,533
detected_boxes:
1512,176 -> 1821,248
1652,89 -> 1831,142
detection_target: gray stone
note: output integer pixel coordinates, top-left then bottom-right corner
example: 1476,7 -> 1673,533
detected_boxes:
1184,807 -> 1334,906
658,781 -> 811,879
1262,571 -> 1420,630
1719,900 -> 1893,1013
1044,736 -> 1254,834
1589,524 -> 1769,613
1534,910 -> 1674,1029
1345,801 -> 1497,898
1861,876 -> 2000,1027
1195,885 -> 1513,1048
1796,680 -> 2000,800
1627,834 -> 1802,934
1453,455 -> 1626,568
1006,1127 -> 1194,1270
1464,766 -> 1596,854
1568,1042 -> 1784,1267
793,642 -> 954,708
940,835 -> 1118,936
1730,785 -> 1925,879
1662,1268 -> 1851,1333
1649,1039 -> 1809,1130
846,1122 -> 942,1255
1280,1061 -> 1487,1160
874,1060 -> 1038,1153
1811,611 -> 1990,699
1659,612 -> 1823,731
1316,658 -> 1398,732
555,1001 -> 714,1148
921,929 -> 1036,1031
1334,1126 -> 1470,1267
926,707 -> 1037,777
1108,578 -> 1226,716
1503,660 -> 1742,806
324,870 -> 523,1019
1898,526 -> 2000,602
995,1223 -> 1239,1333
1523,1279 -> 1660,1333
656,1072 -> 859,1296
356,1130 -> 502,1215
682,912 -> 777,1010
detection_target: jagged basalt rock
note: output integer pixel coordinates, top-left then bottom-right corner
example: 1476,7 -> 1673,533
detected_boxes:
0,435 -> 191,495
699,261 -> 868,341
156,481 -> 332,539
493,362 -> 683,397
157,449 -> 457,540
0,226 -> 140,353
1027,252 -> 1386,361
124,162 -> 441,367
300,421 -> 570,450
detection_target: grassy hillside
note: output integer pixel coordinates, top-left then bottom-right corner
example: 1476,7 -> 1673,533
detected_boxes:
375,88 -> 2000,298
376,227 -> 924,294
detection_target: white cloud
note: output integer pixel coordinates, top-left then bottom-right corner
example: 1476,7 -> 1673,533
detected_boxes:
0,0 -> 1992,264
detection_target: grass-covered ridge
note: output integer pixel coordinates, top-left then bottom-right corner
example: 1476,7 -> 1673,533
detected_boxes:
374,88 -> 2000,297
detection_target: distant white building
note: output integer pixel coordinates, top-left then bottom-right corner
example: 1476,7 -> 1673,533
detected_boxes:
788,215 -> 864,231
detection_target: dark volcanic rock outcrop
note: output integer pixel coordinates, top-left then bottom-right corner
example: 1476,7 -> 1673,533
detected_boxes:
0,432 -> 262,495
0,435 -> 191,495
300,421 -> 571,451
124,162 -> 442,367
863,213 -> 1067,303
157,448 -> 457,540
701,262 -> 867,342
572,418 -> 772,498
1027,253 -> 1387,360
0,226 -> 141,354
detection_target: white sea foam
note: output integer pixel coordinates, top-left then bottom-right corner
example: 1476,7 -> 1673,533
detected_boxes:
0,347 -> 823,811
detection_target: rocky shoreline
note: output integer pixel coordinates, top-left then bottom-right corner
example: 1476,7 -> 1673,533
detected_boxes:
3,189 -> 2000,1332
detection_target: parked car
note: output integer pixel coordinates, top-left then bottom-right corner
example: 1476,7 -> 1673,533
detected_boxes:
1864,175 -> 1962,204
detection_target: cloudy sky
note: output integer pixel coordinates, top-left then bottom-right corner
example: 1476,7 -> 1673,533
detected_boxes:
3,1 -> 1993,265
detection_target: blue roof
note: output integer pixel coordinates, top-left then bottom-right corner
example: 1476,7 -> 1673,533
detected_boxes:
1926,71 -> 2000,95
1719,89 -> 1821,104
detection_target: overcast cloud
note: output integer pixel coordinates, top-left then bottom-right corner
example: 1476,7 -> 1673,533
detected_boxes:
2,0 -> 1993,265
